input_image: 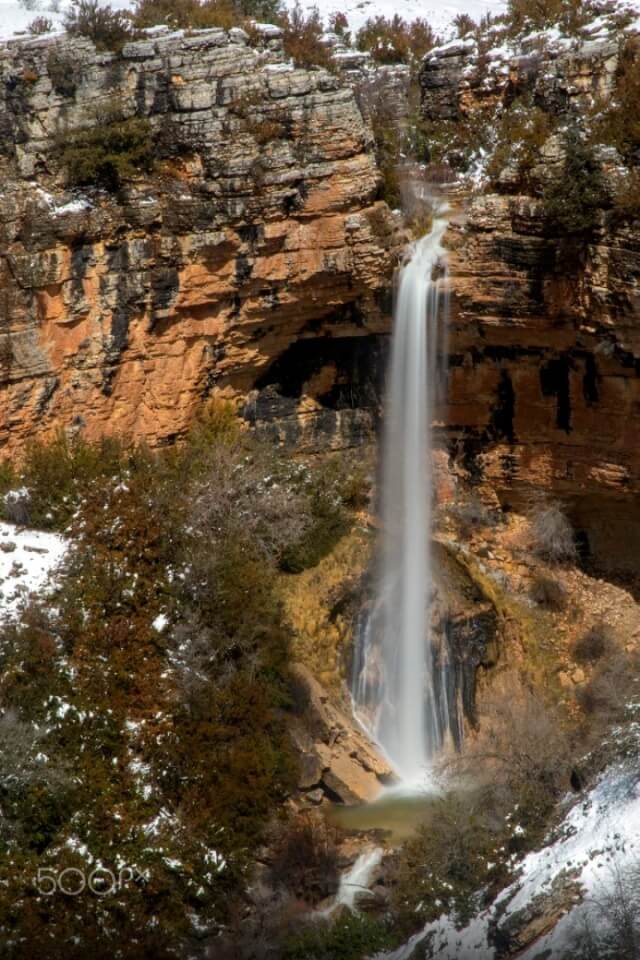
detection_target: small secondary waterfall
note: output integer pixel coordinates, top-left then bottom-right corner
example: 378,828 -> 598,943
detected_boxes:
352,216 -> 450,785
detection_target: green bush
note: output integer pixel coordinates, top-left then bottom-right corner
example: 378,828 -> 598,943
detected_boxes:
64,0 -> 136,52
542,129 -> 607,237
280,490 -> 350,573
0,459 -> 16,502
2,432 -> 133,529
282,913 -> 396,960
422,115 -> 491,174
0,416 -> 309,951
487,99 -> 555,189
591,38 -> 640,165
61,112 -> 155,190
329,11 -> 350,42
0,415 -> 375,952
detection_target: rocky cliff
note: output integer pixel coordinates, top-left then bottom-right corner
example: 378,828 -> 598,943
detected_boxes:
0,26 -> 398,456
422,22 -> 640,571
4,15 -> 640,571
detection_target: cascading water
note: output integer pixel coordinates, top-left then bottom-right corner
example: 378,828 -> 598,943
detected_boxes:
352,215 -> 451,785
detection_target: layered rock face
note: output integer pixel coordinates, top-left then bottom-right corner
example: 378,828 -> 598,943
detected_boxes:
0,27 -> 398,455
422,31 -> 640,570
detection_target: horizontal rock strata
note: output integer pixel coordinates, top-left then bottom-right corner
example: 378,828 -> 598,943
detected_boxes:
0,27 -> 399,455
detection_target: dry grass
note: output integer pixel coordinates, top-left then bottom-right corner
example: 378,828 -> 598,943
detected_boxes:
282,527 -> 372,690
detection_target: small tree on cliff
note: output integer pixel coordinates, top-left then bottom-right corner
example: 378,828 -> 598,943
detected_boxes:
542,128 -> 607,237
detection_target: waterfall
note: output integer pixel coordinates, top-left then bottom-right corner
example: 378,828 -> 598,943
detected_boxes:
352,216 -> 450,785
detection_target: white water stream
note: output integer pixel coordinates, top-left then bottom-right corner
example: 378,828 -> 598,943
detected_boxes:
352,217 -> 450,785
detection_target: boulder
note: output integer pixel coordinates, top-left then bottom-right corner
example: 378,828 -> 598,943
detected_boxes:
289,663 -> 394,805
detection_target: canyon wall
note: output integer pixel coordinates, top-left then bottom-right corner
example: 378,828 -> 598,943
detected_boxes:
0,26 -> 398,456
3,22 -> 640,568
425,31 -> 640,569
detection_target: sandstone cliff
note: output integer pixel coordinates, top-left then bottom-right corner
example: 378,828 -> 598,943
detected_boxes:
0,26 -> 398,455
421,25 -> 640,570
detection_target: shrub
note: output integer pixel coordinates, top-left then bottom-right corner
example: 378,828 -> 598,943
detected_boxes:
450,493 -> 495,536
568,860 -> 640,959
228,0 -> 282,17
0,459 -> 17,502
573,622 -> 614,665
591,39 -> 640,166
576,648 -> 640,724
268,815 -> 341,904
280,4 -> 333,70
542,129 -> 607,237
355,15 -> 437,67
529,501 -> 577,564
133,0 -> 236,31
445,686 -> 574,841
282,913 -> 396,960
389,791 -> 513,933
0,416 -> 312,950
355,74 -> 404,206
5,432 -> 132,530
64,0 -> 136,52
329,11 -> 350,42
611,169 -> 640,223
506,0 -> 593,36
134,0 -> 281,28
420,115 -> 491,174
487,100 -> 554,189
61,110 -> 155,190
453,13 -> 476,36
280,484 -> 350,573
529,573 -> 568,611
0,709 -> 71,849
0,421 -> 376,951
28,15 -> 53,34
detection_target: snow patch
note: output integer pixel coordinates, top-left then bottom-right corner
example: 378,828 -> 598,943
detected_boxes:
152,613 -> 168,632
0,521 -> 67,621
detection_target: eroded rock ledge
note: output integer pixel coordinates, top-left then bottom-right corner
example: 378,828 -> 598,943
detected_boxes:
0,27 -> 399,455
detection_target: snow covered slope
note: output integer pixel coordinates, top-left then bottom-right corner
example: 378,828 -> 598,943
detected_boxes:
288,0 -> 506,34
0,0 -> 506,42
380,743 -> 640,959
